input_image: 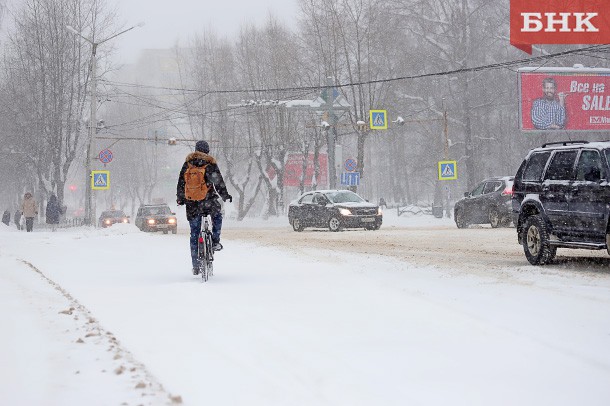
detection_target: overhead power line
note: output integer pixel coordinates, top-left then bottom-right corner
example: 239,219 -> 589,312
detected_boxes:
100,44 -> 610,96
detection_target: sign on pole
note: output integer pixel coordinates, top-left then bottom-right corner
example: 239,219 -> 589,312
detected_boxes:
369,110 -> 388,130
91,170 -> 110,190
98,149 -> 113,164
344,158 -> 357,172
340,172 -> 360,186
438,161 -> 457,180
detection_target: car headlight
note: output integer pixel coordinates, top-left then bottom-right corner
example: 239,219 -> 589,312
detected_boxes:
147,218 -> 155,225
122,218 -> 128,223
168,218 -> 176,224
339,208 -> 351,216
104,219 -> 110,224
378,207 -> 383,215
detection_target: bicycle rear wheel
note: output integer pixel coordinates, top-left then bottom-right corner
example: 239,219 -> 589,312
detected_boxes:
205,232 -> 214,277
201,262 -> 209,282
198,232 -> 208,281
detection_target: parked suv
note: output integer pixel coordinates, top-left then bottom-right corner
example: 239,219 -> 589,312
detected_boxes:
512,141 -> 610,265
454,176 -> 514,228
135,203 -> 177,234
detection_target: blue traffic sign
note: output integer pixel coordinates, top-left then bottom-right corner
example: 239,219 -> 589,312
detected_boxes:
99,149 -> 113,164
438,161 -> 458,180
91,170 -> 110,190
344,158 -> 357,172
369,110 -> 388,130
340,172 -> 360,186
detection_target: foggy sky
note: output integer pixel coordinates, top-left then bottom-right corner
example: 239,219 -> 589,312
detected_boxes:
111,0 -> 298,63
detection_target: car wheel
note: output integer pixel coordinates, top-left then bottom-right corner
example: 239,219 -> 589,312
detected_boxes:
328,216 -> 342,232
292,218 -> 304,232
455,210 -> 468,229
172,228 -> 177,234
523,215 -> 556,265
489,207 -> 501,228
607,232 -> 610,256
163,230 -> 168,234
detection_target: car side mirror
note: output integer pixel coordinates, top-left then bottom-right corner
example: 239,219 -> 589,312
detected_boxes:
171,212 -> 176,215
464,192 -> 470,197
318,200 -> 326,206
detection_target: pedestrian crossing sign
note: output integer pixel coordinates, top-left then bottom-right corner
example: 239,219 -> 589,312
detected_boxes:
91,170 -> 110,190
369,110 -> 388,130
438,161 -> 457,180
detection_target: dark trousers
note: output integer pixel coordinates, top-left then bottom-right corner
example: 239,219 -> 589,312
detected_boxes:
25,217 -> 34,232
188,212 -> 223,268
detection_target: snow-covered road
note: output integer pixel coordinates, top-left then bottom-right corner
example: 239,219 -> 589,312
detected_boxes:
1,216 -> 610,405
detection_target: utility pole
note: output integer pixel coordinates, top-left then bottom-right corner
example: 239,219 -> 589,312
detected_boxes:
442,98 -> 451,218
324,77 -> 339,189
67,22 -> 144,226
87,42 -> 98,226
443,98 -> 449,160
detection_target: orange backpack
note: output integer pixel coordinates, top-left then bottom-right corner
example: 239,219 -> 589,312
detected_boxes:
184,163 -> 209,201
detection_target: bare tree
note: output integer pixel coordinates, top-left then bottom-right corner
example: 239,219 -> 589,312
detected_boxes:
1,0 -> 116,209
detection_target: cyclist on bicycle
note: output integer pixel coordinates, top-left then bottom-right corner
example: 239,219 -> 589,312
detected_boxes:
176,140 -> 232,273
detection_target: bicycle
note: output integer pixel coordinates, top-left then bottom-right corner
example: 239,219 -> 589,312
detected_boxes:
197,214 -> 214,281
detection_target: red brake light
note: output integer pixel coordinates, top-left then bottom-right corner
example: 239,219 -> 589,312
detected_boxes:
198,237 -> 203,243
501,187 -> 513,196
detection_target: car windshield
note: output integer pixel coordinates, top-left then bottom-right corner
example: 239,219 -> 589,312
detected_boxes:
142,206 -> 171,215
605,149 -> 610,173
103,211 -> 126,218
325,191 -> 365,204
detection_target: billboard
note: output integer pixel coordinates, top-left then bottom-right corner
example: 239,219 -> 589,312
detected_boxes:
267,153 -> 328,187
519,67 -> 610,131
510,0 -> 610,54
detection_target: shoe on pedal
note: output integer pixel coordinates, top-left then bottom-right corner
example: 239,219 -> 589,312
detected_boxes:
192,267 -> 199,275
212,242 -> 223,251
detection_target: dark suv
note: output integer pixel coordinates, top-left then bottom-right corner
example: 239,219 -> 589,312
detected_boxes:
513,141 -> 610,265
454,176 -> 514,228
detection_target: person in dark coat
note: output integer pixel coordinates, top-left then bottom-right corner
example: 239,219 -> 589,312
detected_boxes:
2,210 -> 10,226
45,194 -> 61,231
14,209 -> 22,230
176,140 -> 232,274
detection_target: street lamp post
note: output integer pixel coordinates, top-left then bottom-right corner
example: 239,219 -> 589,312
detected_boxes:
66,22 -> 144,226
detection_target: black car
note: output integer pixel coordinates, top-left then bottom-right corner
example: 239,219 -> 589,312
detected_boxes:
454,176 -> 514,228
513,140 -> 610,265
98,210 -> 129,228
135,204 -> 177,234
288,190 -> 382,232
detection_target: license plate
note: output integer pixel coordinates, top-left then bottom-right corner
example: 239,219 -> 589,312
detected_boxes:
361,217 -> 375,223
157,224 -> 168,229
